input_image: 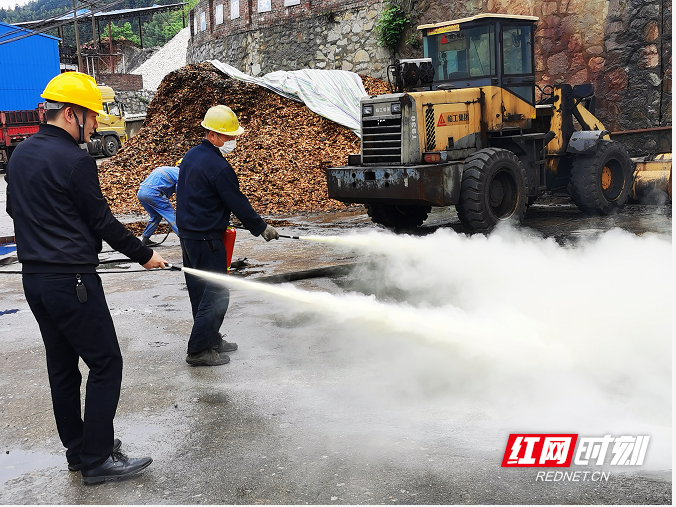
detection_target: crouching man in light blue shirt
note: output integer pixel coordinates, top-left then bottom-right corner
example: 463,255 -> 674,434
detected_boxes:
137,162 -> 180,246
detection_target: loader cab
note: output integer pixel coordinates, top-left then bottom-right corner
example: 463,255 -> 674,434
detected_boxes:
419,14 -> 538,104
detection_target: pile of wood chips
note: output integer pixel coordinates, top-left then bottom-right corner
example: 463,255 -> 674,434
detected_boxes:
99,62 -> 389,218
360,74 -> 393,96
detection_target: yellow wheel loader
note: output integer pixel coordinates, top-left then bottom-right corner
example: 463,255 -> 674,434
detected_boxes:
325,13 -> 672,231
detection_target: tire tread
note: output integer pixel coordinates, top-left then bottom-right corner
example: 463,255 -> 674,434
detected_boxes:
456,148 -> 528,232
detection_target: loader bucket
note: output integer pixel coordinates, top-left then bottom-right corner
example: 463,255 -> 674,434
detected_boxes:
631,153 -> 672,203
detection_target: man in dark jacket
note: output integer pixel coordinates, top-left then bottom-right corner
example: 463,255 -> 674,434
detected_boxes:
5,72 -> 167,484
177,105 -> 279,367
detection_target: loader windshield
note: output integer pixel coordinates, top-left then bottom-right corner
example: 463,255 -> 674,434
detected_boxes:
425,25 -> 496,81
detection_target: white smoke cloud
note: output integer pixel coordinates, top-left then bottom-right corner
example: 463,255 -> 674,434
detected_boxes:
196,225 -> 672,468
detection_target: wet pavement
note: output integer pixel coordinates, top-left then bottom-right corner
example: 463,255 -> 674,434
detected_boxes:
0,188 -> 672,504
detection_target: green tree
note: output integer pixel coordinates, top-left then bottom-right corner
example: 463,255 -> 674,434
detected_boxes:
100,21 -> 141,45
375,2 -> 409,54
3,0 -> 196,49
141,3 -> 194,48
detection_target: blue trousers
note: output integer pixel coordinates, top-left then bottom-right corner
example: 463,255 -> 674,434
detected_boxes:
137,188 -> 179,238
180,237 -> 230,355
22,273 -> 122,472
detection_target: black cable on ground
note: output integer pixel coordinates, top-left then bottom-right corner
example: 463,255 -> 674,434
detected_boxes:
0,263 -> 358,280
147,230 -> 171,246
0,269 -> 156,274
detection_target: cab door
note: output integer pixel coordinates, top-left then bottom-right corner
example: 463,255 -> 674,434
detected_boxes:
499,23 -> 536,128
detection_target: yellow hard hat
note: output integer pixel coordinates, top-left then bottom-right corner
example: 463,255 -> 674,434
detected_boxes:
41,72 -> 105,115
200,105 -> 245,136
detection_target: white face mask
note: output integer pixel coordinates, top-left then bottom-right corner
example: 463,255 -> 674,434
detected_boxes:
219,139 -> 237,155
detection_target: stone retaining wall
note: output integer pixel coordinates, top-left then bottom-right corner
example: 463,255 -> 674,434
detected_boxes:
117,89 -> 156,116
188,0 -> 389,77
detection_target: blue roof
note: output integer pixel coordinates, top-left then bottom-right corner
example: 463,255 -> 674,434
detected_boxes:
0,20 -> 60,43
53,8 -> 91,21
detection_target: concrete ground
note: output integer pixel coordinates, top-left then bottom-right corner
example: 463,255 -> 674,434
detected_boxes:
0,192 -> 672,504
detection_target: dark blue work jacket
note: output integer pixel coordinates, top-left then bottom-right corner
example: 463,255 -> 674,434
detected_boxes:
5,124 -> 152,273
176,140 -> 266,240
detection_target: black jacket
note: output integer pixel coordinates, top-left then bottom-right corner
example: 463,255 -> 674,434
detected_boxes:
176,140 -> 266,240
5,124 -> 152,273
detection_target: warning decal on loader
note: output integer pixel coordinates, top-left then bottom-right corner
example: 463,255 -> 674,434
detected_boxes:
438,111 -> 469,127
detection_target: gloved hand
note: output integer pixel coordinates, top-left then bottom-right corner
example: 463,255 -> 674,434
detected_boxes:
261,224 -> 280,242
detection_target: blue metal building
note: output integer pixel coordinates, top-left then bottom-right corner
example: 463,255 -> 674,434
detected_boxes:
0,21 -> 60,111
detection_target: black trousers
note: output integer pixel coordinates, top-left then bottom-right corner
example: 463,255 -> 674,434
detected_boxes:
180,238 -> 230,355
22,273 -> 122,472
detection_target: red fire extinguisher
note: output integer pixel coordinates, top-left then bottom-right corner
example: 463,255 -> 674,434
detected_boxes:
222,226 -> 236,273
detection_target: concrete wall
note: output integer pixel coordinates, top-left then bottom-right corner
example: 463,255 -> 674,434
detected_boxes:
186,0 -> 671,133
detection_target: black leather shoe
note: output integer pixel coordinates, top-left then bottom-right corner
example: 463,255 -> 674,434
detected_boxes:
68,438 -> 122,472
214,333 -> 238,353
81,451 -> 152,484
186,349 -> 230,366
141,237 -> 159,247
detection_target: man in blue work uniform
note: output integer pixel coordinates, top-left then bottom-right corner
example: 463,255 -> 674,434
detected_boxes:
5,72 -> 167,484
177,105 -> 279,367
138,161 -> 180,246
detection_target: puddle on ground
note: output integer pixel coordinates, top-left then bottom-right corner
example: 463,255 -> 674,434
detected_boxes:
0,449 -> 64,484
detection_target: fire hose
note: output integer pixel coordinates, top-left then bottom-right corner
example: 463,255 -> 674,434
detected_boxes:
0,226 -> 317,275
229,223 -> 303,240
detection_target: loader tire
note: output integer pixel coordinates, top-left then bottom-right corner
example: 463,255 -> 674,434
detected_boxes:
102,136 -> 119,157
456,148 -> 528,232
570,140 -> 633,214
365,204 -> 431,229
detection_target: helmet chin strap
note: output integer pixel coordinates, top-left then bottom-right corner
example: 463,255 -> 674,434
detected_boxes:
71,108 -> 87,143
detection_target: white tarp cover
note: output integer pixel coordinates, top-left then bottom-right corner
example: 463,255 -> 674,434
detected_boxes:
209,60 -> 367,137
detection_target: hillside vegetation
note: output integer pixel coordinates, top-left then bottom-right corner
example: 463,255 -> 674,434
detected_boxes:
0,0 -> 194,48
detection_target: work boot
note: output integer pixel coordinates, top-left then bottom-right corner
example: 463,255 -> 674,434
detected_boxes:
141,237 -> 159,247
186,349 -> 230,366
81,451 -> 152,485
214,333 -> 238,353
68,438 -> 122,472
